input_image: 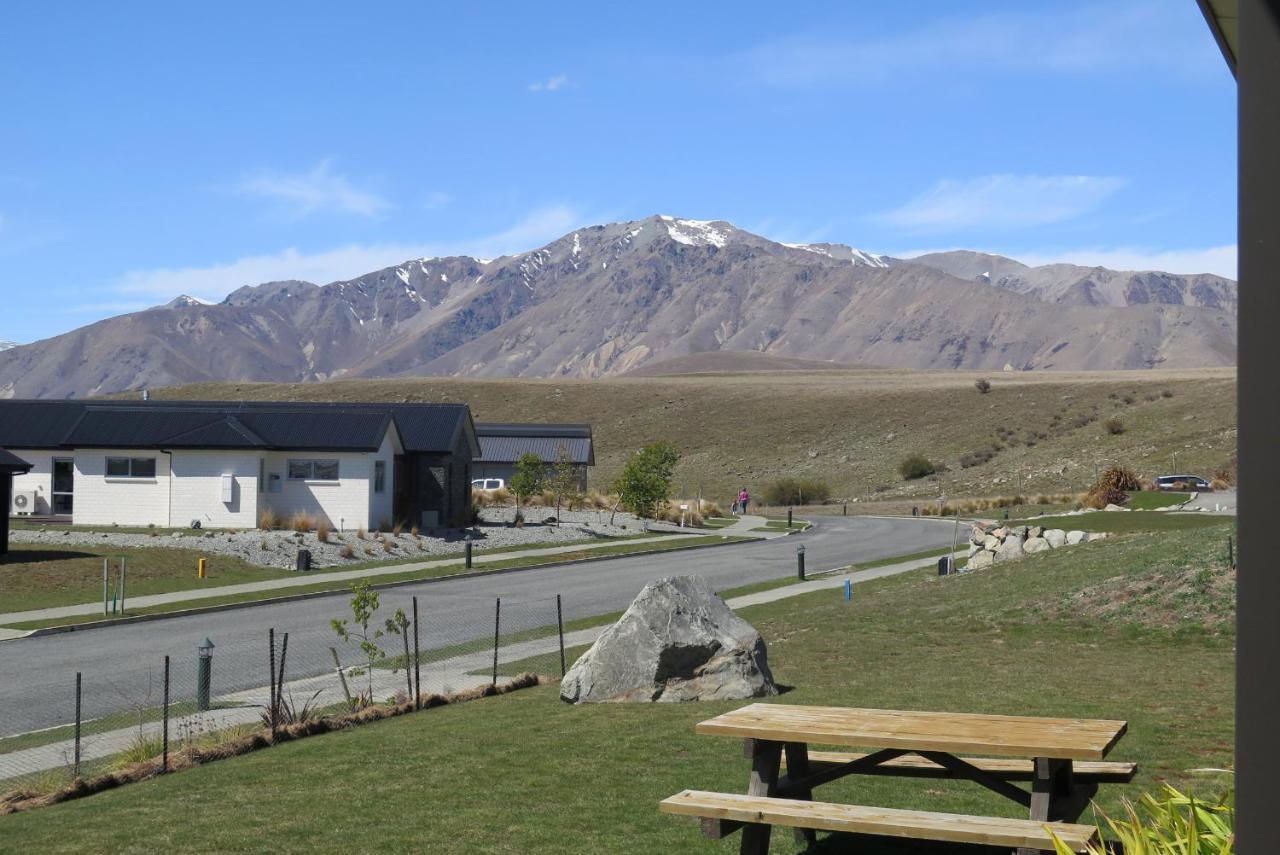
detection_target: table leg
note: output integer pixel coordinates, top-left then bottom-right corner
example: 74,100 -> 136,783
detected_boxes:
741,738 -> 782,855
783,742 -> 818,846
1019,757 -> 1072,855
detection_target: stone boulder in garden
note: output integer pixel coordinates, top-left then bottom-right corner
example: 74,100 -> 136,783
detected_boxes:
559,575 -> 779,704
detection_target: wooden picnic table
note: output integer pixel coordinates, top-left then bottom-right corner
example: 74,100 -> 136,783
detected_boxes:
681,702 -> 1133,854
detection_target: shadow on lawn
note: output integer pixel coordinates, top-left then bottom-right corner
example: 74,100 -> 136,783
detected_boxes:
808,834 -> 1011,854
0,549 -> 99,564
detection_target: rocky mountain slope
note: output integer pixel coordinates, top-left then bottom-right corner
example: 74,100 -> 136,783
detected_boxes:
0,216 -> 1238,398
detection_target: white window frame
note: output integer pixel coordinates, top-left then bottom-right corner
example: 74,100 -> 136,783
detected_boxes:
105,457 -> 157,479
287,459 -> 340,482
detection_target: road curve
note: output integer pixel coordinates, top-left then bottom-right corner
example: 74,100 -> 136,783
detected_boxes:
0,515 -> 958,738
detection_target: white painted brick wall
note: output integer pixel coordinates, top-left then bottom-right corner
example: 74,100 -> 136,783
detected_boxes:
169,451 -> 260,529
368,427 -> 400,530
260,451 -> 373,532
74,451 -> 171,527
8,450 -> 54,515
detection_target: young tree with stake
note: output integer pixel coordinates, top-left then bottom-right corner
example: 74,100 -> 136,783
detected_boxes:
510,451 -> 544,522
330,580 -> 386,703
614,441 -> 681,519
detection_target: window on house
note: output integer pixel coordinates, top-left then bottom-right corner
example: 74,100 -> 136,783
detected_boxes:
106,457 -> 157,478
287,459 -> 340,481
374,460 -> 386,493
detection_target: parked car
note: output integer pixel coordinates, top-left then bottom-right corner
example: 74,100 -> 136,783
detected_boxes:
471,477 -> 505,491
1154,474 -> 1211,491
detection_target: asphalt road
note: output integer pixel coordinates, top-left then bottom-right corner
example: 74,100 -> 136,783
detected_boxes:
0,515 -> 957,738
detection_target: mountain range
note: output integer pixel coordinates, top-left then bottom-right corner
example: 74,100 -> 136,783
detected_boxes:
0,216 -> 1237,398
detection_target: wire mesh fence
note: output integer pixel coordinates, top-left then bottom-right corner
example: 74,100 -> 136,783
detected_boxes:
0,592 -> 571,793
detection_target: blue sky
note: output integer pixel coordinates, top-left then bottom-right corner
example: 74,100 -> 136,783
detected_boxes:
0,1 -> 1235,344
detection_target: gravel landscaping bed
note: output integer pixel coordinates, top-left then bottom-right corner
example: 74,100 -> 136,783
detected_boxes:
9,508 -> 662,570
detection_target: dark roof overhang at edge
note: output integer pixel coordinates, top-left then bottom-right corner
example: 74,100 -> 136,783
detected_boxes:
474,422 -> 594,466
1197,0 -> 1239,77
0,400 -> 474,455
0,448 -> 32,475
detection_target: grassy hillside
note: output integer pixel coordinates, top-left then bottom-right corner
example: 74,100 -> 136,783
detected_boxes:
136,368 -> 1236,507
0,522 -> 1235,852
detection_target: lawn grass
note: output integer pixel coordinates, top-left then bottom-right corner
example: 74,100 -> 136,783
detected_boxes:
1,535 -> 753,631
1010,511 -> 1233,534
700,517 -> 738,529
0,525 -> 1235,853
0,545 -> 297,614
1125,491 -> 1191,510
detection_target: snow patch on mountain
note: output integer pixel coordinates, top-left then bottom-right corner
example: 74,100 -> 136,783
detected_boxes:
663,217 -> 729,248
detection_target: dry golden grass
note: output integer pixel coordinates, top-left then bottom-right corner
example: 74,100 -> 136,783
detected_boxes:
140,368 -> 1237,504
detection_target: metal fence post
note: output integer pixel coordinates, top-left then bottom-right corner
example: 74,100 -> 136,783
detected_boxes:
492,597 -> 501,686
102,560 -> 108,616
412,595 -> 421,710
268,628 -> 277,734
119,557 -> 126,614
1229,535 -> 1235,569
162,655 -> 170,772
276,632 -> 289,725
556,594 -> 566,677
74,671 -> 82,778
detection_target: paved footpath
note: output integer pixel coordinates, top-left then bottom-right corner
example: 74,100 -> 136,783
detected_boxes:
0,515 -> 778,633
0,544 -> 955,782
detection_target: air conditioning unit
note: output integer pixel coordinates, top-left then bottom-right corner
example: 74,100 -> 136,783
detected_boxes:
10,490 -> 37,516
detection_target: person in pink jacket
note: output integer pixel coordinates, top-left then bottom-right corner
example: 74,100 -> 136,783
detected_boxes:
738,487 -> 750,515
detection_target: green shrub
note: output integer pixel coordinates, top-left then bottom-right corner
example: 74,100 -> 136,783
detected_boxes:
1050,784 -> 1233,855
898,453 -> 937,480
762,477 -> 831,506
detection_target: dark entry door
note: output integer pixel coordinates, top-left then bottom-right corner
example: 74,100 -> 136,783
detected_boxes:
52,458 -> 74,515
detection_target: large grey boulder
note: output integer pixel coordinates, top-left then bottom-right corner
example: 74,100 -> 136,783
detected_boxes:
1023,537 -> 1050,554
968,549 -> 995,570
1066,530 -> 1087,545
1044,529 -> 1067,548
559,575 -> 778,704
995,533 -> 1025,563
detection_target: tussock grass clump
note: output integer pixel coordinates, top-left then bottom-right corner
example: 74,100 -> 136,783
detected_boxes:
257,508 -> 279,530
356,526 -> 367,540
316,520 -> 331,543
1104,417 -> 1127,435
699,499 -> 723,517
340,544 -> 355,559
899,453 -> 937,481
762,477 -> 831,506
1085,465 -> 1141,509
654,502 -> 703,527
974,378 -> 992,394
289,512 -> 317,533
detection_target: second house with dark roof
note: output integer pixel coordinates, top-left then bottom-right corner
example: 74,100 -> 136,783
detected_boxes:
0,400 -> 479,531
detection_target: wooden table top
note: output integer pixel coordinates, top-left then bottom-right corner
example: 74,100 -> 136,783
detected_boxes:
696,704 -> 1128,761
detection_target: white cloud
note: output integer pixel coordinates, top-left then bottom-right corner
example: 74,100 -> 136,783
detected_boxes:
236,159 -> 390,219
110,204 -> 585,300
877,174 -> 1126,231
528,73 -> 569,92
1016,245 -> 1237,278
739,1 -> 1215,86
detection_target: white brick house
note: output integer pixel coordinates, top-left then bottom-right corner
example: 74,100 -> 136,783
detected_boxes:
0,401 -> 478,530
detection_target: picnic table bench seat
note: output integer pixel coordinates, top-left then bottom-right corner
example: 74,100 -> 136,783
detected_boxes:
660,789 -> 1100,853
786,750 -> 1137,783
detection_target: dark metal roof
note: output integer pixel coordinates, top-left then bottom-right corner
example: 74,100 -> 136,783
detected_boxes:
474,423 -> 594,465
0,400 -> 474,455
0,448 -> 32,474
475,422 -> 592,439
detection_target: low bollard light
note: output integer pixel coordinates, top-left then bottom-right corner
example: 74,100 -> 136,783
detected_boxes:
796,543 -> 806,580
787,508 -> 793,529
465,533 -> 473,569
197,637 -> 215,711
843,578 -> 852,601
